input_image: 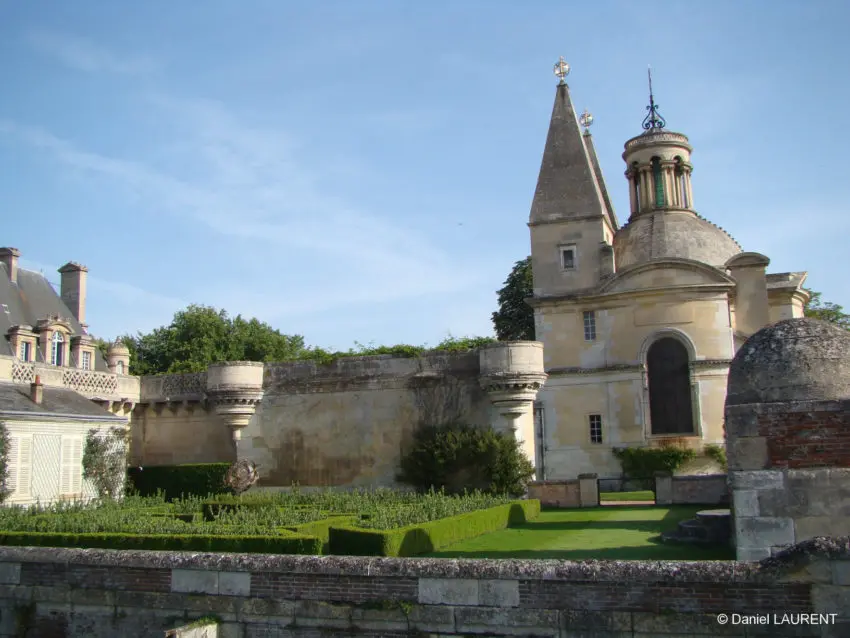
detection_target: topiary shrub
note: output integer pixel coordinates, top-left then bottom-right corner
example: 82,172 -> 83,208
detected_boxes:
126,463 -> 233,500
0,423 -> 10,504
397,423 -> 534,497
703,443 -> 728,470
612,445 -> 697,489
83,427 -> 130,500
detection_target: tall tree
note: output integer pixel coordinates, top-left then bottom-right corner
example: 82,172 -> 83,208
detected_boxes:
804,289 -> 850,330
115,305 -> 307,375
491,256 -> 535,341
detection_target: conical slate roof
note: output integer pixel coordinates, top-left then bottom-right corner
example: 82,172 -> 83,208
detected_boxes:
529,82 -> 610,225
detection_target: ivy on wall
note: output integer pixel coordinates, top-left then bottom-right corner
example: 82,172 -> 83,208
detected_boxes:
82,427 -> 130,500
0,423 -> 10,504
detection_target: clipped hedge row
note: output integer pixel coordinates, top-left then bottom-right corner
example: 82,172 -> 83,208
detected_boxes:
0,531 -> 322,554
328,499 -> 540,557
127,464 -> 232,500
284,515 -> 358,545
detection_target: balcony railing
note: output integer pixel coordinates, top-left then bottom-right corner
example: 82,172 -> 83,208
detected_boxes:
9,360 -> 139,401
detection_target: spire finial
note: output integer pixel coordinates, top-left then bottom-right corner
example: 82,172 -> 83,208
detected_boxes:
579,108 -> 593,134
642,65 -> 666,130
553,56 -> 570,84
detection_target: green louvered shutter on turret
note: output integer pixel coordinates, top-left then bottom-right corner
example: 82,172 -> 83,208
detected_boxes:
652,157 -> 665,208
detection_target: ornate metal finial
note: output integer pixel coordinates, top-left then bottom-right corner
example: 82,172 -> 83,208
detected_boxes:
642,65 -> 666,130
553,56 -> 570,84
579,108 -> 593,133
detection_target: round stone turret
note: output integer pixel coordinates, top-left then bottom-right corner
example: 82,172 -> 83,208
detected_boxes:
106,339 -> 130,375
479,342 -> 547,422
206,361 -> 265,442
727,318 -> 850,406
724,317 -> 850,561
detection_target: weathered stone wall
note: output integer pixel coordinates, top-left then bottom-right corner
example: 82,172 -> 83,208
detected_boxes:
132,404 -> 235,466
239,353 -> 494,488
670,474 -> 729,505
528,476 -> 600,508
0,540 -> 848,637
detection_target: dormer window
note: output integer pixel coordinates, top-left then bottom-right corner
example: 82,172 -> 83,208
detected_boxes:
560,245 -> 576,271
51,331 -> 64,366
81,351 -> 92,370
19,341 -> 31,362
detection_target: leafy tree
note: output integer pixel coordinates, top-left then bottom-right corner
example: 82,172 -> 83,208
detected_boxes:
491,256 -> 535,341
116,305 -> 308,375
398,423 -> 535,496
82,427 -> 129,500
804,289 -> 850,330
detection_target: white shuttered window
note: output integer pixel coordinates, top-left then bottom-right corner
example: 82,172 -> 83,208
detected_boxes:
7,435 -> 33,498
60,436 -> 84,497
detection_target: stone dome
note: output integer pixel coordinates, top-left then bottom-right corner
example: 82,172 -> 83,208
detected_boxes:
107,339 -> 130,355
726,318 -> 850,406
613,210 -> 742,269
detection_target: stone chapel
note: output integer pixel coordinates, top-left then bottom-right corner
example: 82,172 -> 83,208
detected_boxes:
528,59 -> 810,479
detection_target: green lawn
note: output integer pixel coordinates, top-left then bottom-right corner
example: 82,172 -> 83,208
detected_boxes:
425,506 -> 734,560
599,490 -> 655,502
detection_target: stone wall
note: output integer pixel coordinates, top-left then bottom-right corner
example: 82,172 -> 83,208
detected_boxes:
726,399 -> 850,560
527,474 -> 598,508
132,348 -> 544,489
655,473 -> 729,506
0,540 -> 848,637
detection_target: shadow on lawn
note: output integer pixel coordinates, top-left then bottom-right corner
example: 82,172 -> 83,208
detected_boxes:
514,520 -> 678,532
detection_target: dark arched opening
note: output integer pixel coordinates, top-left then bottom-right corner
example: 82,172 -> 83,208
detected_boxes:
647,337 -> 694,435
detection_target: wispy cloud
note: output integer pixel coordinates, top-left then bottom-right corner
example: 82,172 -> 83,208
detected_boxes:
25,30 -> 156,75
0,87 -> 483,320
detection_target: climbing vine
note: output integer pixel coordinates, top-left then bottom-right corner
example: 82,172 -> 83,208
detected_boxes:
82,427 -> 130,500
0,422 -> 10,504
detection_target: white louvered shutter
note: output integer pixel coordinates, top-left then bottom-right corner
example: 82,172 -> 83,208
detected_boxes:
17,437 -> 32,497
59,436 -> 75,496
70,437 -> 83,495
6,437 -> 18,495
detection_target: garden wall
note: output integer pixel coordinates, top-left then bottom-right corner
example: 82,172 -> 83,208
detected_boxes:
655,473 -> 730,506
527,474 -> 599,508
1,538 -> 848,637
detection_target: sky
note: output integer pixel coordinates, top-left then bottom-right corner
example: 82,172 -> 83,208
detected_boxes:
0,1 -> 848,351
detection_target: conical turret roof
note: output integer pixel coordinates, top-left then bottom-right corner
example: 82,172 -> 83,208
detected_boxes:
529,81 -> 610,225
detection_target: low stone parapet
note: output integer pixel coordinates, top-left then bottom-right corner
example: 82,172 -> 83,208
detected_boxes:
655,473 -> 730,506
0,538 -> 848,636
528,475 -> 597,508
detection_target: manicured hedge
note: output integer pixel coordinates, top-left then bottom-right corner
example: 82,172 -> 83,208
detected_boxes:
328,499 -> 540,557
0,531 -> 322,554
284,515 -> 357,545
127,464 -> 232,500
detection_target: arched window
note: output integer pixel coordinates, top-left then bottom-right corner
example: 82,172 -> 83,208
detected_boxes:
647,337 -> 694,435
116,361 -> 125,375
51,331 -> 64,366
651,156 -> 665,208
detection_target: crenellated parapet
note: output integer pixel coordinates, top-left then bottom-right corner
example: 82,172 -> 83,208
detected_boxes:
479,341 -> 547,428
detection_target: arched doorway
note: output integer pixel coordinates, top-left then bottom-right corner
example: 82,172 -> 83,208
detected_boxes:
647,337 -> 694,435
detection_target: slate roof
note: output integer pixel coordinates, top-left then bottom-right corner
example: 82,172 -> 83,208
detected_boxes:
529,81 -> 611,226
0,264 -> 108,371
0,382 -> 125,421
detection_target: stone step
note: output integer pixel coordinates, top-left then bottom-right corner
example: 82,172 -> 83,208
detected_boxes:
677,519 -> 709,539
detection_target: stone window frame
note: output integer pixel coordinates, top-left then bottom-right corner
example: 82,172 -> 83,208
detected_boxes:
559,244 -> 577,271
19,339 -> 34,362
637,328 -> 703,440
50,331 -> 65,366
583,310 -> 597,341
588,413 -> 603,444
81,350 -> 92,370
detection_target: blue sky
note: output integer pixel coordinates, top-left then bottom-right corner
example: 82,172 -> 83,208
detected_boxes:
1,1 -> 848,351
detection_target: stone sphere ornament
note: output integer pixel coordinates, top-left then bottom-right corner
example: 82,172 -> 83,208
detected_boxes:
225,459 -> 259,495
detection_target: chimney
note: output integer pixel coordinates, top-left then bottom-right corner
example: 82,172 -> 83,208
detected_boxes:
0,247 -> 20,284
58,262 -> 89,325
31,375 -> 43,405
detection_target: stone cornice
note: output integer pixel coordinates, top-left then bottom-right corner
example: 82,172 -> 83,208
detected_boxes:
547,359 -> 732,376
527,214 -> 606,228
528,283 -> 734,308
